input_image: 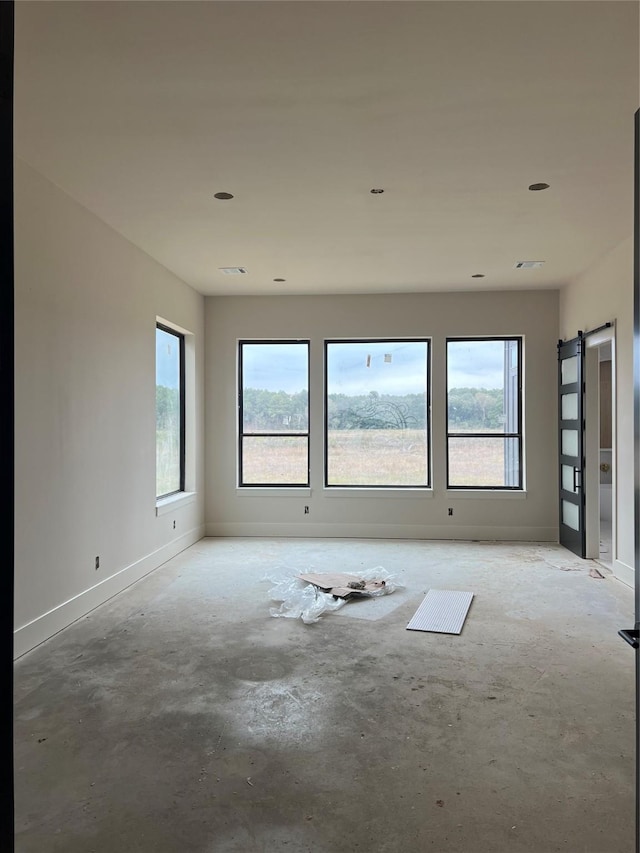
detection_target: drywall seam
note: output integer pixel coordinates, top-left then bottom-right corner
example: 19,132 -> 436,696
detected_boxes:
14,525 -> 205,659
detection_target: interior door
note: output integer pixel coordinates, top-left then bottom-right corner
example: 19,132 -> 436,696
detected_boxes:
558,334 -> 586,557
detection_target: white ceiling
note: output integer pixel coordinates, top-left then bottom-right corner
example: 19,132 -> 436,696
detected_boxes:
13,1 -> 639,296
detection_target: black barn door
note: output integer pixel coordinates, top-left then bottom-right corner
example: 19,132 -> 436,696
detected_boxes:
558,334 -> 586,558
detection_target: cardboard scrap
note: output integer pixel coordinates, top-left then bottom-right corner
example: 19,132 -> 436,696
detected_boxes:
296,572 -> 387,599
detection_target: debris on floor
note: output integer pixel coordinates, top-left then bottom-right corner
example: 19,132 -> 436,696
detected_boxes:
589,567 -> 606,579
265,567 -> 401,624
406,589 -> 474,635
296,572 -> 388,599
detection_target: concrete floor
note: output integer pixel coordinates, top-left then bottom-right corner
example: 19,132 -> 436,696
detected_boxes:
14,538 -> 636,852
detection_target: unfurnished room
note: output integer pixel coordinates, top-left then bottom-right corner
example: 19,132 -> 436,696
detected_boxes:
8,2 -> 640,851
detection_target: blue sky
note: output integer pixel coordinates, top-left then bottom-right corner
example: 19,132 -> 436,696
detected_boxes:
327,341 -> 427,396
242,343 -> 308,393
447,340 -> 506,389
159,338 -> 508,395
237,339 -> 507,395
156,328 -> 181,388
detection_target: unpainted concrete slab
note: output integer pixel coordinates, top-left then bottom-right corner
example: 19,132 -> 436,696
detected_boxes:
14,538 -> 635,852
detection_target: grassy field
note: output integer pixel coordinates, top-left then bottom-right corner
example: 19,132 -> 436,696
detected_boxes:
327,429 -> 428,485
242,436 -> 309,484
241,429 -> 512,487
156,429 -> 181,496
447,436 -> 511,487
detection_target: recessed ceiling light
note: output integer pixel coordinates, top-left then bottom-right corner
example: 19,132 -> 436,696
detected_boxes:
471,274 -> 485,278
528,183 -> 550,191
214,192 -> 234,200
370,188 -> 385,194
219,267 -> 247,274
514,260 -> 545,269
273,278 -> 286,282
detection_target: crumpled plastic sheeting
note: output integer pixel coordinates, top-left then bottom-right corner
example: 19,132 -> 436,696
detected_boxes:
264,566 -> 403,624
266,575 -> 346,624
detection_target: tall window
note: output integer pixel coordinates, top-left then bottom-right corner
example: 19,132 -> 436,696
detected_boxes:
446,338 -> 522,489
239,341 -> 310,486
156,324 -> 185,498
325,339 -> 430,487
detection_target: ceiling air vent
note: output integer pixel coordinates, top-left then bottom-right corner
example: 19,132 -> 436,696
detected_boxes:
514,260 -> 545,269
219,267 -> 247,275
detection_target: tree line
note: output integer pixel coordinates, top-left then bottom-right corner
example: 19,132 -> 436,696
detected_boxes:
156,385 -> 180,431
240,387 -> 505,431
448,387 -> 505,430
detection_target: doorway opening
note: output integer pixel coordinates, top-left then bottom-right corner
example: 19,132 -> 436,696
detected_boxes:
597,343 -> 613,568
584,329 -> 615,572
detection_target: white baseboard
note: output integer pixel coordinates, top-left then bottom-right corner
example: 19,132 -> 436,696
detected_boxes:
205,522 -> 558,541
14,525 -> 205,659
612,559 -> 634,589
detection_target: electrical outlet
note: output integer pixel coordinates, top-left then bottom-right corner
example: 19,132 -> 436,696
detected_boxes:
448,508 -> 453,517
95,556 -> 100,570
304,506 -> 310,515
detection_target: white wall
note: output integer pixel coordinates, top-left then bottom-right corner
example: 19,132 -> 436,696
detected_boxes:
14,159 -> 206,657
205,290 -> 559,541
559,236 -> 634,587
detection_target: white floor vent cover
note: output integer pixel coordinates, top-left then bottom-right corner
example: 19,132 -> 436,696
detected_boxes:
406,589 -> 474,635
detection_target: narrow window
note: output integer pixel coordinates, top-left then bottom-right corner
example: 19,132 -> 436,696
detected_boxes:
156,324 -> 185,498
325,339 -> 430,487
239,341 -> 310,486
447,338 -> 522,489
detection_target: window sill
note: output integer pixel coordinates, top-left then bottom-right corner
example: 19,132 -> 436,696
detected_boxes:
156,491 -> 196,516
236,487 -> 312,497
446,490 -> 527,500
324,488 -> 433,499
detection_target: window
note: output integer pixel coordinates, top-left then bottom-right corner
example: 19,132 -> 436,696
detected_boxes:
446,338 -> 522,489
156,324 -> 185,498
239,341 -> 310,486
325,339 -> 430,487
